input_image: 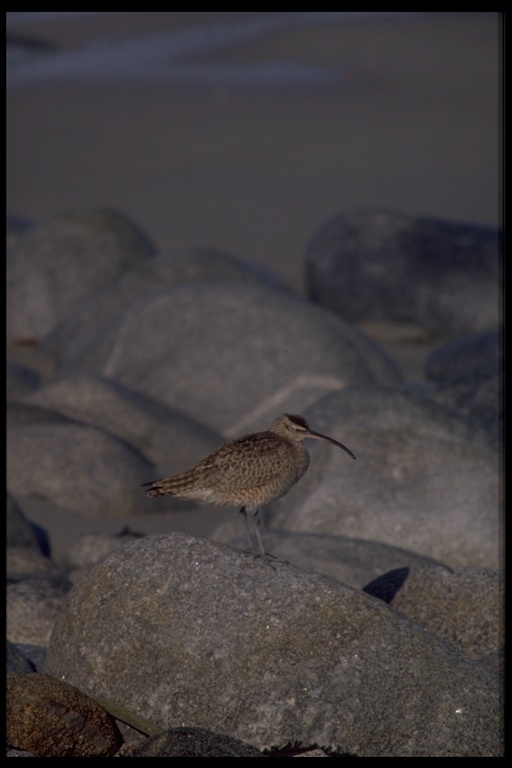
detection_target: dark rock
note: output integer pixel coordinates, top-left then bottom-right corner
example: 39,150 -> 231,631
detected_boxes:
6,361 -> 40,399
10,644 -> 48,674
306,209 -> 501,339
7,494 -> 42,552
6,641 -> 36,675
6,673 -> 122,757
122,727 -> 266,757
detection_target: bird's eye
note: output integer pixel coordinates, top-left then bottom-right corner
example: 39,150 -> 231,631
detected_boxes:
286,414 -> 307,431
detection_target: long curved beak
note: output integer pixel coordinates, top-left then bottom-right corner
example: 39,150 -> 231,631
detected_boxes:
307,430 -> 356,460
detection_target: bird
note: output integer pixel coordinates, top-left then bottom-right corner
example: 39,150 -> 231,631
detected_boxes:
141,413 -> 356,560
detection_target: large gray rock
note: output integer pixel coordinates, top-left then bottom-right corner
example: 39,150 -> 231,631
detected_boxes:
210,527 -> 448,589
23,373 -> 224,478
49,280 -> 402,436
268,387 -> 500,569
7,208 -> 155,342
306,209 -> 501,339
44,533 -> 502,756
44,248 -> 289,366
363,566 -> 503,673
7,422 -> 154,518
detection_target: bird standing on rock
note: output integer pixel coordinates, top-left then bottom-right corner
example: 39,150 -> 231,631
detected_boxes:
141,413 -> 356,560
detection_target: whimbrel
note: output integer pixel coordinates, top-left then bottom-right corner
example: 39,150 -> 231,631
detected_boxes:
141,413 -> 356,559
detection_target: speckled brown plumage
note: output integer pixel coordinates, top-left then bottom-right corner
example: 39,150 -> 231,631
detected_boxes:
141,413 -> 356,558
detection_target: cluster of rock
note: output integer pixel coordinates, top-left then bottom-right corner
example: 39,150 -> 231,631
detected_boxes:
7,208 -> 502,756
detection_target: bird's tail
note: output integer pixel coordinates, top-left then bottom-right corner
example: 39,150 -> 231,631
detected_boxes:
141,472 -> 203,499
140,479 -> 168,498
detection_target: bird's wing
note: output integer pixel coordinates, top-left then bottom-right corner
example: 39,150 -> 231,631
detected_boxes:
196,434 -> 294,492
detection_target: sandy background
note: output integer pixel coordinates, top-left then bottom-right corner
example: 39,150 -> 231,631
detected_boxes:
7,12 -> 501,294
6,12 -> 502,560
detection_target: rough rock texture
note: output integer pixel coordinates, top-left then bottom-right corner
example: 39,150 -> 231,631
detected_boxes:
6,673 -> 122,757
121,727 -> 267,757
210,528 -> 448,589
363,566 -> 504,673
44,533 -> 502,756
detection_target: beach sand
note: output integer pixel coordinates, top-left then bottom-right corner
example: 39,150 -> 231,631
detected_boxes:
7,12 -> 500,296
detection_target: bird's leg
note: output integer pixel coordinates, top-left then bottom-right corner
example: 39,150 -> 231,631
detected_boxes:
253,509 -> 268,562
239,507 -> 254,551
240,507 -> 273,565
